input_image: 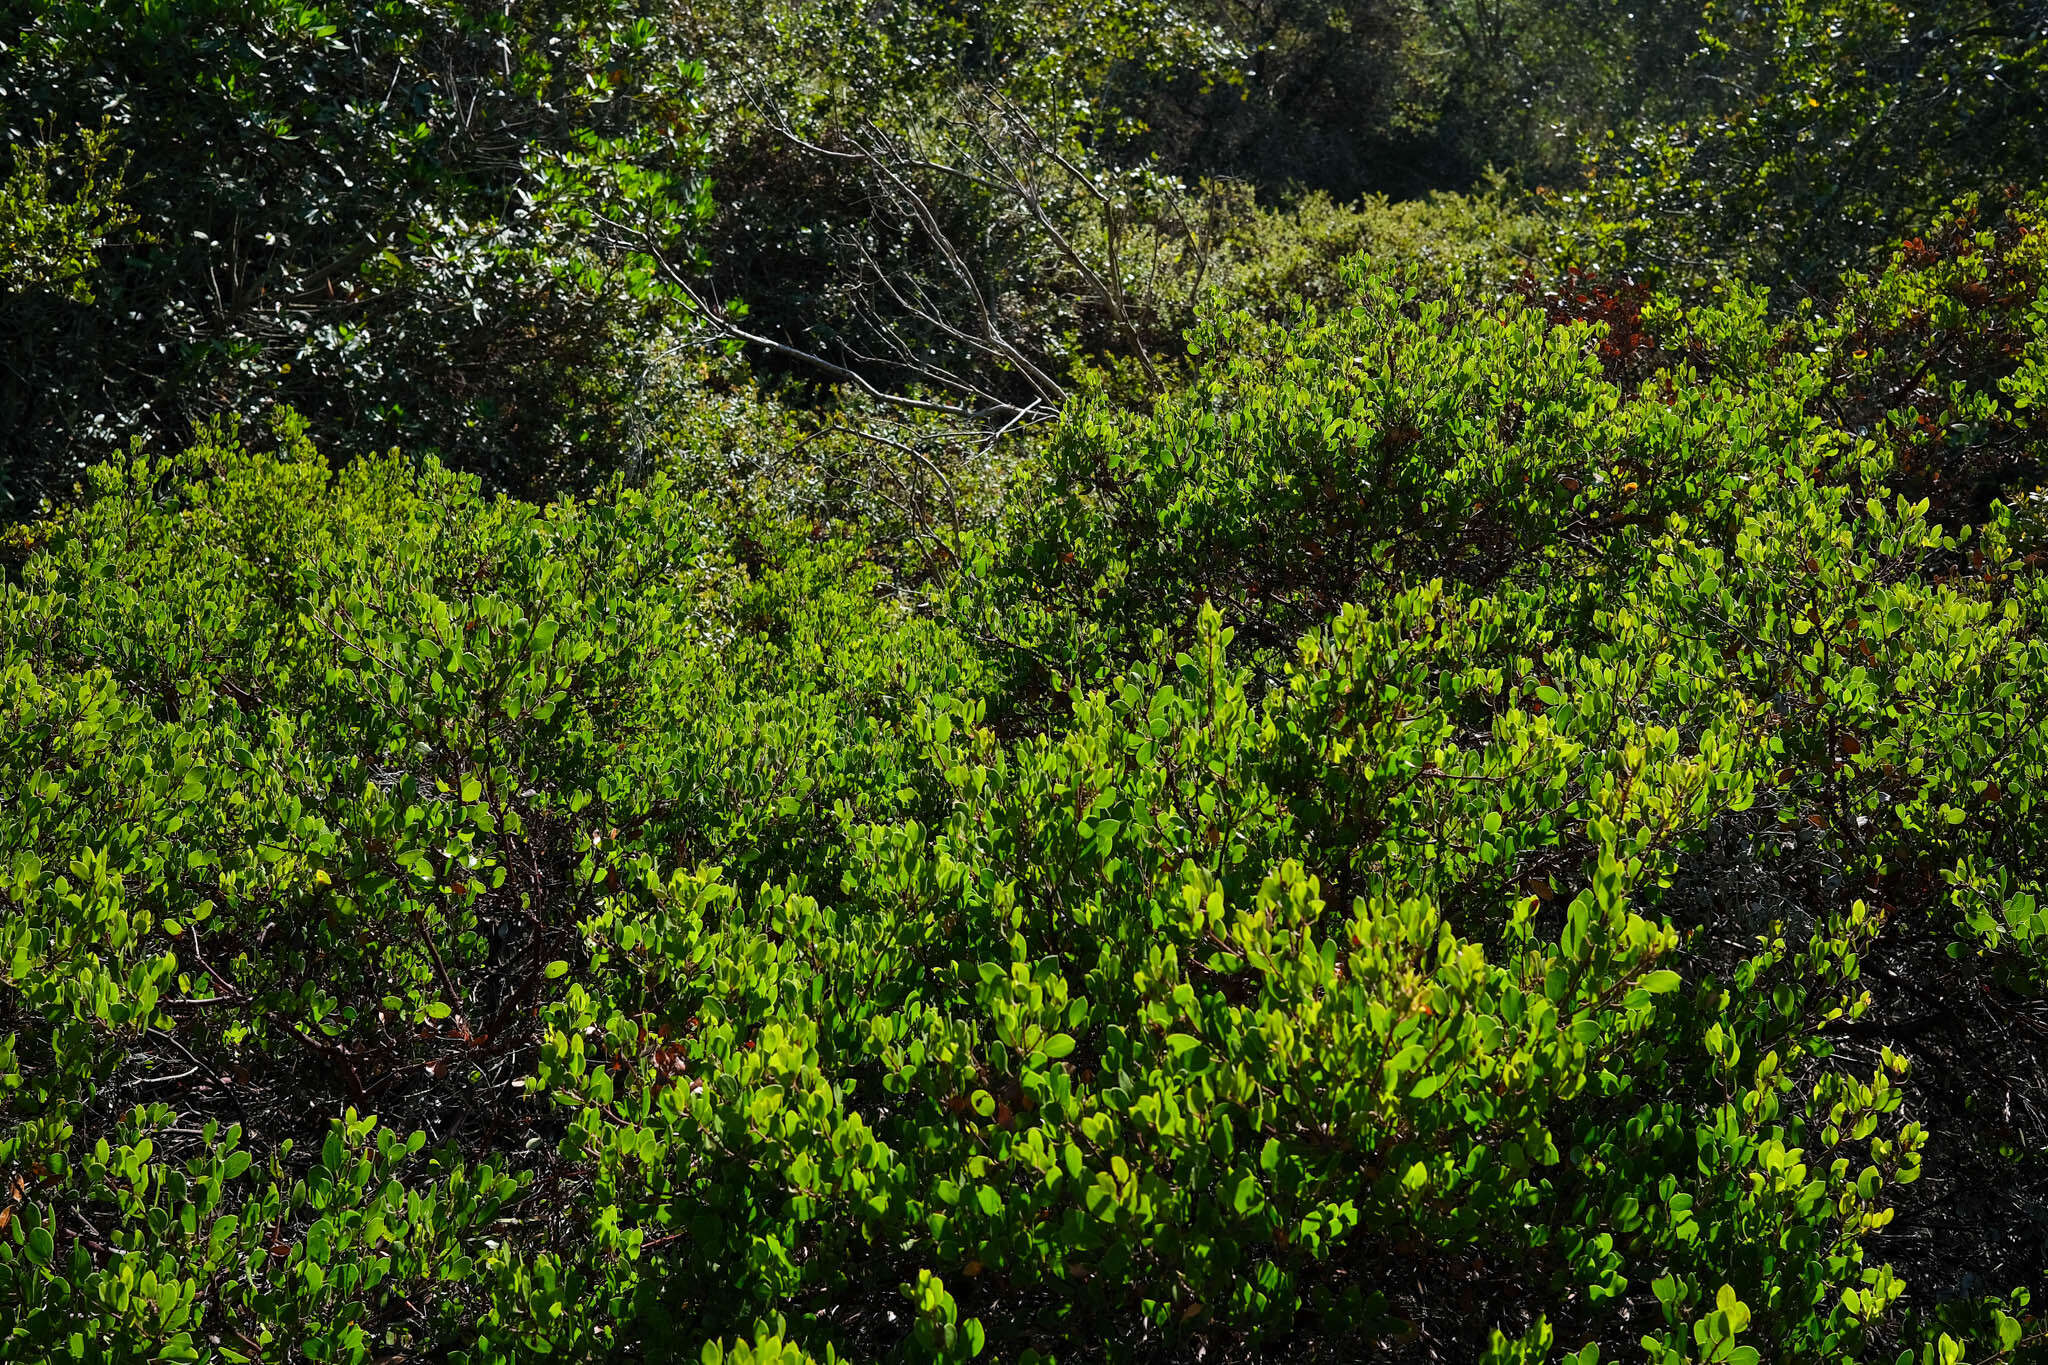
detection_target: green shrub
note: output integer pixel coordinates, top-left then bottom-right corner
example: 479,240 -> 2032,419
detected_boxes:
0,122 -> 139,305
0,0 -> 713,511
5,219 -> 2048,1363
0,414 -> 982,1362
1581,0 -> 2048,291
983,259 -> 1823,691
520,482 -> 2048,1357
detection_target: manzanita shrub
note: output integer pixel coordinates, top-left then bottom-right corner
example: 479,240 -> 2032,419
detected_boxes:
0,413 -> 982,1361
4,250 -> 2048,1363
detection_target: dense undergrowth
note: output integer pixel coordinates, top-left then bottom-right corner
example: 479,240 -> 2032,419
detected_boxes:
5,2 -> 2048,1363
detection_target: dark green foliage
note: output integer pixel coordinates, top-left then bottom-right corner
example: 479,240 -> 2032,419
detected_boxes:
1585,0 -> 2048,289
1107,0 -> 1705,198
1762,194 -> 2048,526
0,0 -> 711,512
677,0 -> 1686,427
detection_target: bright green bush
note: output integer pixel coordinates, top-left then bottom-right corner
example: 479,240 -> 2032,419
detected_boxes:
0,414 -> 983,1361
511,473 -> 2048,1359
4,226 -> 2048,1363
984,260 -> 1821,689
0,123 -> 138,304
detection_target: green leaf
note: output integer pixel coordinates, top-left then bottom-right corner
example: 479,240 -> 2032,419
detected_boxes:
1995,1310 -> 2023,1352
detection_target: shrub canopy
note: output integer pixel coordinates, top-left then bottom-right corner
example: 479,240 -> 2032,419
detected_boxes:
4,2 -> 2048,1363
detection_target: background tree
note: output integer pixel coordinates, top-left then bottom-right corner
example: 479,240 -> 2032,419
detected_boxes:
0,0 -> 713,512
1584,0 -> 2048,289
